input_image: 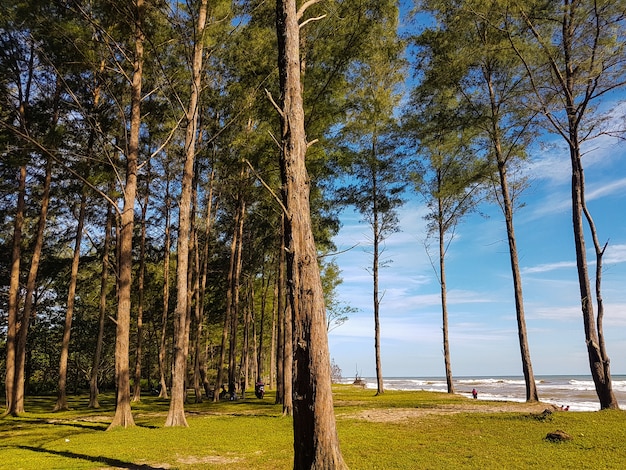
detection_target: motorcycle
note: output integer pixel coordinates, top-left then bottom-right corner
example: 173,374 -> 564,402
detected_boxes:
254,381 -> 265,399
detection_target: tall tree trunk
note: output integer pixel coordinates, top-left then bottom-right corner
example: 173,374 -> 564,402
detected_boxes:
165,0 -> 208,427
192,229 -> 204,403
228,195 -> 246,395
133,164 -> 151,402
438,195 -> 453,394
199,169 -> 216,398
257,264 -> 269,382
54,187 -> 87,411
13,156 -> 53,415
90,195 -> 114,408
4,38 -> 35,416
372,178 -> 384,396
158,178 -> 172,399
496,156 -> 537,402
108,0 -> 145,430
4,165 -> 26,416
571,141 -> 617,409
275,222 -> 285,405
275,0 -> 346,466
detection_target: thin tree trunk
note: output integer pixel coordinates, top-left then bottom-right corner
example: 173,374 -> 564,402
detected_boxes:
438,195 -> 454,394
571,142 -> 617,409
275,222 -> 285,405
54,187 -> 87,411
158,179 -> 172,399
228,195 -> 246,395
199,169 -> 216,398
133,163 -> 151,402
4,38 -> 35,416
372,177 -> 384,396
4,165 -> 26,416
497,160 -> 537,402
13,157 -> 53,416
165,0 -> 208,427
108,0 -> 144,430
192,229 -> 204,403
275,0 -> 346,465
90,195 -> 113,408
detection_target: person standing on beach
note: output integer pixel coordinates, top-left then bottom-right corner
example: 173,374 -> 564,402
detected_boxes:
472,388 -> 478,399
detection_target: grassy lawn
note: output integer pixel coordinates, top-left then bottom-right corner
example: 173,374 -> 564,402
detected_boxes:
1,386 -> 625,469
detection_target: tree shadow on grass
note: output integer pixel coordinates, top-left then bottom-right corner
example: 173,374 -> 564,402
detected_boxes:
17,445 -> 168,469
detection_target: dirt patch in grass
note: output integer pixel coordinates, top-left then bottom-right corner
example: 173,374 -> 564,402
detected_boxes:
353,401 -> 559,423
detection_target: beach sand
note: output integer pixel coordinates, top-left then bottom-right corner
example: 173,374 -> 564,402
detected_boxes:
352,400 -> 560,423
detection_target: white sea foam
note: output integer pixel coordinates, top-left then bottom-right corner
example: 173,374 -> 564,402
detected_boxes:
341,375 -> 626,411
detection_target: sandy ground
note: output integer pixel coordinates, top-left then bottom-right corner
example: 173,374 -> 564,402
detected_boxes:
352,401 -> 560,423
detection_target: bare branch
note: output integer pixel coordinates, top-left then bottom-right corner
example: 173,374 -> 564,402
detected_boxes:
297,0 -> 323,21
300,14 -> 327,29
243,158 -> 288,216
265,88 -> 284,118
306,138 -> 319,148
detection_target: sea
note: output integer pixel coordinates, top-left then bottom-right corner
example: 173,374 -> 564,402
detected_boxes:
344,375 -> 626,411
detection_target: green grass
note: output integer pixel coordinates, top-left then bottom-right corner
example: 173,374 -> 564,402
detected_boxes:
2,386 -> 626,469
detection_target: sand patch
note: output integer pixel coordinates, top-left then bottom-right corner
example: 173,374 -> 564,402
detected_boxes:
353,401 -> 559,423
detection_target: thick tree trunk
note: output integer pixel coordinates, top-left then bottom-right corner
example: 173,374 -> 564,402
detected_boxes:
55,188 -> 87,411
275,0 -> 346,466
90,197 -> 113,408
108,0 -> 144,430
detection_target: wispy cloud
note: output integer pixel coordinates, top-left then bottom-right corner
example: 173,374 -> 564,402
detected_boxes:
522,261 -> 577,274
606,244 -> 626,264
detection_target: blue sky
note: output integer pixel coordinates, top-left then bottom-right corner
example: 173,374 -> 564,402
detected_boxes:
327,100 -> 626,379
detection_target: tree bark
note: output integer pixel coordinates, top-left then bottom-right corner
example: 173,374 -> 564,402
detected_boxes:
495,152 -> 537,402
108,0 -> 145,430
372,171 -> 384,396
4,165 -> 26,416
54,187 -> 87,411
438,192 -> 454,394
158,178 -> 172,399
133,164 -> 150,403
90,195 -> 113,408
165,0 -> 208,426
275,0 -> 346,466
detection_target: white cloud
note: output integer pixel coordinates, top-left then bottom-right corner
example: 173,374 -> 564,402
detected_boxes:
522,261 -> 577,274
605,244 -> 626,264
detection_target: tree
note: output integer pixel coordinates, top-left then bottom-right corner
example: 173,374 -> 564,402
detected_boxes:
165,0 -> 211,427
54,186 -> 87,411
272,0 -> 347,466
334,2 -> 405,397
416,0 -> 539,402
509,0 -> 626,409
108,0 -> 146,430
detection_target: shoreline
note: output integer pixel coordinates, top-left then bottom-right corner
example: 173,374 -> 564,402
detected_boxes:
343,374 -> 626,412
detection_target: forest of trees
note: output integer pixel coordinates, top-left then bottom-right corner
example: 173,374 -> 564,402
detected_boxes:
2,0 -> 625,465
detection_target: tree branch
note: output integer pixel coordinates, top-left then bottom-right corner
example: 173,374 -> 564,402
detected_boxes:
300,14 -> 327,29
243,158 -> 288,216
297,0 -> 323,21
265,88 -> 284,118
